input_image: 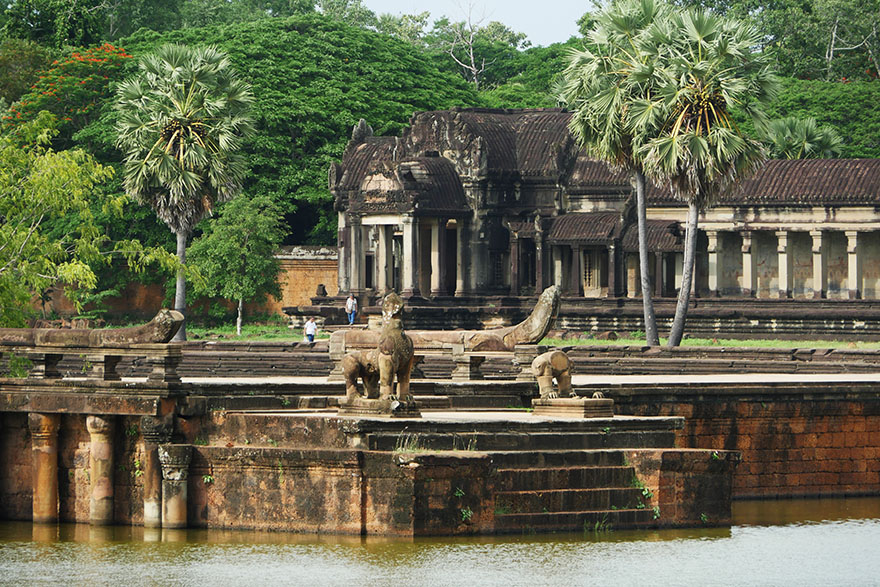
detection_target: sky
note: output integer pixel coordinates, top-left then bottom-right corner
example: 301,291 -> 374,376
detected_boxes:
361,1 -> 586,47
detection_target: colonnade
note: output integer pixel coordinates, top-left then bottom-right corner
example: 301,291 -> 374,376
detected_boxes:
340,214 -> 468,298
706,229 -> 876,299
24,412 -> 191,528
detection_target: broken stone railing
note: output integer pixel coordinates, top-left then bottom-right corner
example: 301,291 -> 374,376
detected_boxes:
0,310 -> 184,383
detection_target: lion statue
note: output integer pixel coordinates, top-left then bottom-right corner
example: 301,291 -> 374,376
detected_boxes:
342,292 -> 414,402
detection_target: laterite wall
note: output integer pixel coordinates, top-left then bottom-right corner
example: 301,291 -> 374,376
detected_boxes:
612,389 -> 880,499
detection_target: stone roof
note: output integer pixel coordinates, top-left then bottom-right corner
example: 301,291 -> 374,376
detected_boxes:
349,156 -> 468,217
620,220 -> 683,253
547,212 -> 622,244
332,109 -> 880,211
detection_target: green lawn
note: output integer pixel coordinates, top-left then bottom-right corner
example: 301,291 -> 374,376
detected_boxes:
186,322 -> 329,342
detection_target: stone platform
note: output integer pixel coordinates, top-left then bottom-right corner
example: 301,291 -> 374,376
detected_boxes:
182,409 -> 737,535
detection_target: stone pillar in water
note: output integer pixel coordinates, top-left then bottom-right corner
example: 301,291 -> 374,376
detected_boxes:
157,444 -> 191,529
140,415 -> 173,528
28,413 -> 60,524
86,415 -> 115,525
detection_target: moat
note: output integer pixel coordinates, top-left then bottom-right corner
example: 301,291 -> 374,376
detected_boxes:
2,498 -> 878,585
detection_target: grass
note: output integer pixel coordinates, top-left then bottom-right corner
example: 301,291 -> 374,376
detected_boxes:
187,322 -> 330,342
540,335 -> 880,350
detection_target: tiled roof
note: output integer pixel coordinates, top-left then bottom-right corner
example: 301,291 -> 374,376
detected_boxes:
547,212 -> 622,244
334,109 -> 880,210
621,220 -> 683,252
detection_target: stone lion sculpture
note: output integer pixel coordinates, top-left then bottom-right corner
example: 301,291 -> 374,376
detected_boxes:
342,292 -> 414,402
531,349 -> 574,399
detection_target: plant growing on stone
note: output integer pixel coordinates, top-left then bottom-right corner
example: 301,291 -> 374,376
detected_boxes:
115,44 -> 254,341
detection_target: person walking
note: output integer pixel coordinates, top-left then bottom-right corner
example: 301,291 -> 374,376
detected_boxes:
345,294 -> 358,325
304,317 -> 318,342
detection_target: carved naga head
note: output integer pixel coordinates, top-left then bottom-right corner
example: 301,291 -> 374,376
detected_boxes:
381,293 -> 405,322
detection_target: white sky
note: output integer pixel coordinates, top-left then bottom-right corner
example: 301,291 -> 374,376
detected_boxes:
361,1 -> 586,47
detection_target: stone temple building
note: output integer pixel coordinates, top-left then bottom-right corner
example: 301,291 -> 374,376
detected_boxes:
330,107 -> 880,305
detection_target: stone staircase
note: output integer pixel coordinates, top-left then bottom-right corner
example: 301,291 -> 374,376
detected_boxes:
490,450 -> 655,532
352,420 -> 671,533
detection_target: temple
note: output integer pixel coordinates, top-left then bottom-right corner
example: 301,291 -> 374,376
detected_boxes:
330,108 -> 880,302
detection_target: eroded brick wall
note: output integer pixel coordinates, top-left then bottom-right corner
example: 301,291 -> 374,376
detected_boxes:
615,394 -> 880,499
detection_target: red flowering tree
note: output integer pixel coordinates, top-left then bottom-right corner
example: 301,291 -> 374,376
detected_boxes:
1,43 -> 133,149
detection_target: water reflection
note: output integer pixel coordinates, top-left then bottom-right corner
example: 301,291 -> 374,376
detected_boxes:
1,498 -> 879,586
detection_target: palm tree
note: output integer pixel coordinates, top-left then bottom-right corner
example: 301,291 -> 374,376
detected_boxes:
557,0 -> 670,347
116,44 -> 254,341
764,116 -> 843,159
639,9 -> 778,347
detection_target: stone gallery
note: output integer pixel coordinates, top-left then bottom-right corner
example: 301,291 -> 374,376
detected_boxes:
331,107 -> 880,302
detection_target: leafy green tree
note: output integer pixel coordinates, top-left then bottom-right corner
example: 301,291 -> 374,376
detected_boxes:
2,0 -> 106,48
676,0 -> 880,81
639,8 -> 778,346
766,78 -> 880,158
0,112 -> 172,326
376,11 -> 430,45
0,38 -> 52,105
316,0 -> 376,27
764,116 -> 843,158
188,194 -> 285,335
115,44 -> 255,340
558,0 -> 670,346
118,15 -> 477,244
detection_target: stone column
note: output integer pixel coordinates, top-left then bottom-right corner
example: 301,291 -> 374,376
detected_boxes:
706,230 -> 719,296
741,231 -> 757,297
337,212 -> 349,294
509,236 -> 520,296
626,253 -> 638,298
776,231 -> 793,298
571,246 -> 583,296
535,229 -> 545,295
811,230 -> 826,299
86,416 -> 115,526
349,215 -> 363,294
157,444 -> 191,529
553,246 -> 564,289
607,244 -> 618,297
376,224 -> 389,294
28,413 -> 60,524
430,219 -> 443,297
846,230 -> 861,299
654,253 -> 665,298
455,221 -> 467,295
141,415 -> 173,529
402,216 -> 420,297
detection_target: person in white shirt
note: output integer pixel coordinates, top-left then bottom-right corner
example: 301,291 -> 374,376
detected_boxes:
345,294 -> 358,325
304,317 -> 318,342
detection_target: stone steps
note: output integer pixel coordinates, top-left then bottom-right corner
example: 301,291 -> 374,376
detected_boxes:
493,508 -> 655,532
494,465 -> 636,491
489,449 -> 628,468
494,487 -> 647,514
366,429 -> 674,452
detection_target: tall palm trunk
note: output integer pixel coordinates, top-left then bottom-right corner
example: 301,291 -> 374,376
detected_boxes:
667,200 -> 699,347
635,171 -> 660,346
173,230 -> 187,342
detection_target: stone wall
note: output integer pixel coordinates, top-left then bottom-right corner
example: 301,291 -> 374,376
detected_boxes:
611,389 -> 880,499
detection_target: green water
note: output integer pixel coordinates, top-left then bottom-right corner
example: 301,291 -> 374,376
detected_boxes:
1,498 -> 879,586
